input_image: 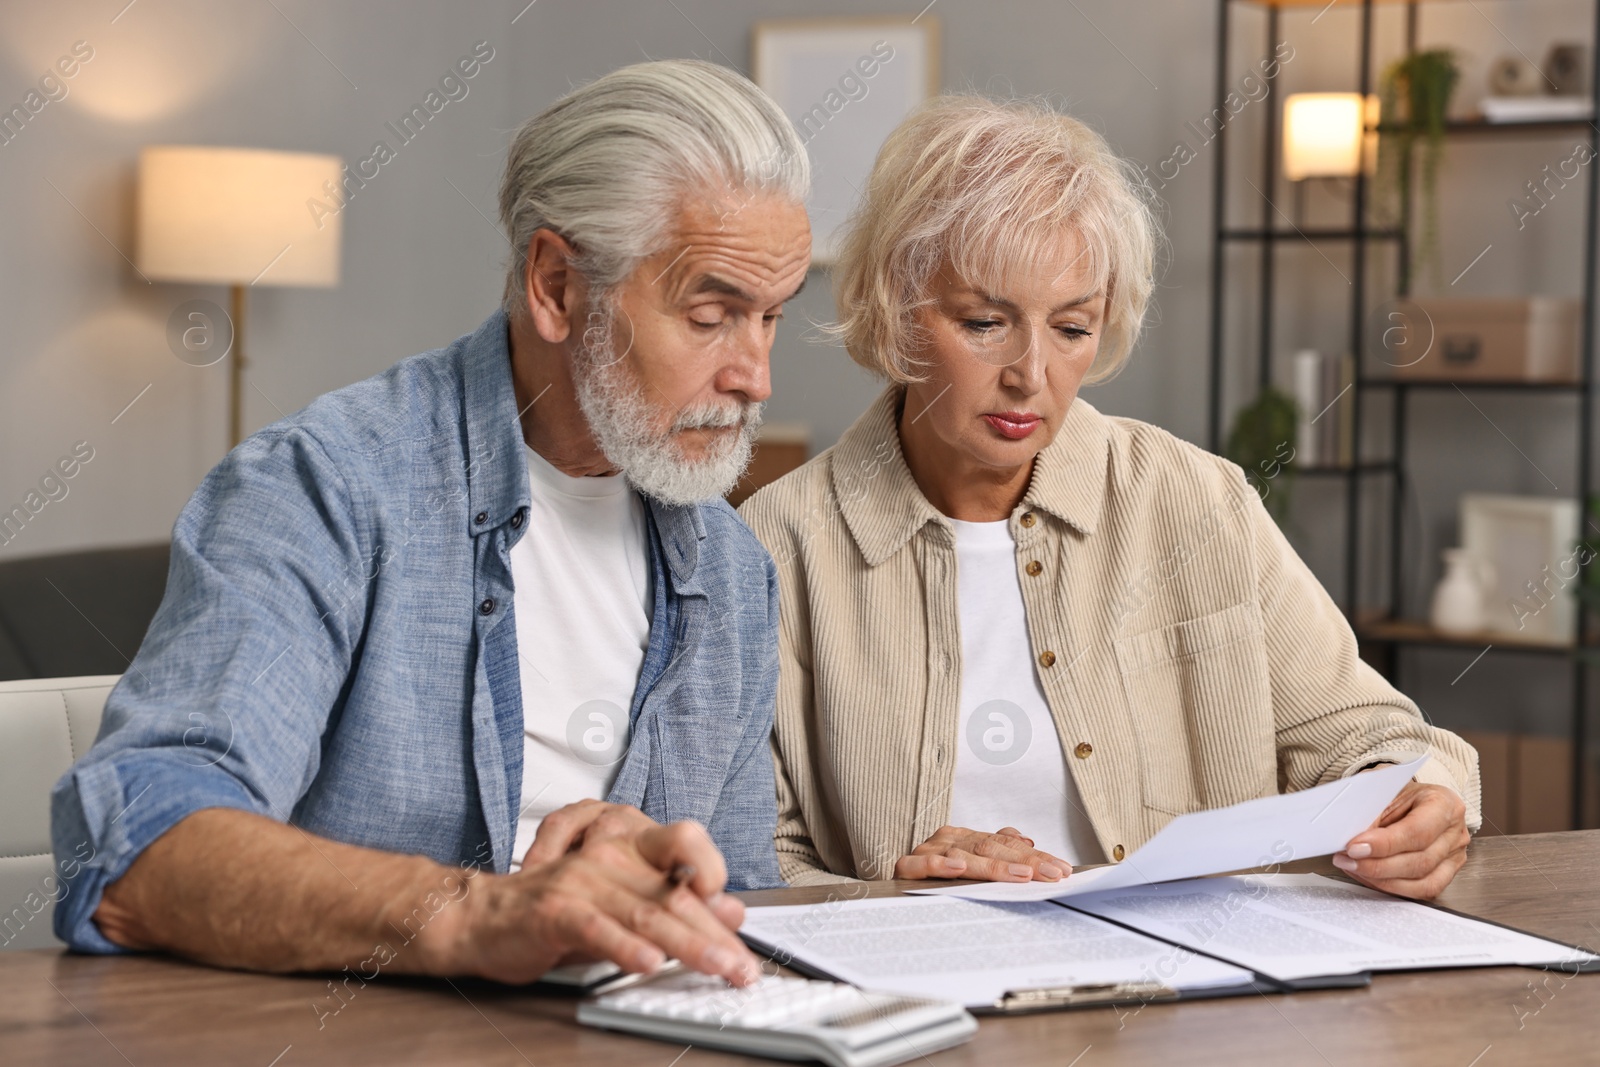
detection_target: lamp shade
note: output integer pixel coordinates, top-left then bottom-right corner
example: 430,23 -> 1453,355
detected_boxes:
137,146 -> 343,287
1282,93 -> 1379,180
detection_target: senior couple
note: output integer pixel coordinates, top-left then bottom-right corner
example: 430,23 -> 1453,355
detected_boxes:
52,60 -> 1479,987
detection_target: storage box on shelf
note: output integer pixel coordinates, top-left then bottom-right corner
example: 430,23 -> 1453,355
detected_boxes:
1378,297 -> 1582,384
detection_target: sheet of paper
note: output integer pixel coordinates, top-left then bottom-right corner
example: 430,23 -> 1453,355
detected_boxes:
911,757 -> 1425,903
1066,873 -> 1597,981
740,896 -> 1253,1008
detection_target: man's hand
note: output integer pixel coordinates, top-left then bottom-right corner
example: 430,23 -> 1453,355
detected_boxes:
1332,781 -> 1470,899
521,799 -> 661,867
426,807 -> 761,987
894,825 -> 1070,882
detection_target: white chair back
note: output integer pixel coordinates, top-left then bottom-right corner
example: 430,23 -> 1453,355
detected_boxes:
0,675 -> 117,950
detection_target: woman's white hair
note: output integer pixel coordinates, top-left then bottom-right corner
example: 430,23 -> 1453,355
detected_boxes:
831,94 -> 1161,384
499,59 -> 810,318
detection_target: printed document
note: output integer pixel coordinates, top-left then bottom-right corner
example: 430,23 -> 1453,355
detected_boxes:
1066,873 -> 1595,981
911,758 -> 1426,903
740,895 -> 1253,1007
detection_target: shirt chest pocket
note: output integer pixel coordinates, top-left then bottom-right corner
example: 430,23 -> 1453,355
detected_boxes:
1113,602 -> 1276,816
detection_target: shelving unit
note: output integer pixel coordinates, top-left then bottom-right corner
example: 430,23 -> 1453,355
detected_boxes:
1207,0 -> 1600,826
1357,613 -> 1589,652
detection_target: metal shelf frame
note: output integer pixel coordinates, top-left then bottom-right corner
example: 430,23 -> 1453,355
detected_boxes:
1206,0 -> 1600,827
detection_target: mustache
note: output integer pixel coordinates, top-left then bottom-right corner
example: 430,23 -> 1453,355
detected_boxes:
672,401 -> 762,433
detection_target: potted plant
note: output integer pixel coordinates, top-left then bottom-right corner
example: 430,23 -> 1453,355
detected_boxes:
1225,388 -> 1299,526
1377,48 -> 1461,289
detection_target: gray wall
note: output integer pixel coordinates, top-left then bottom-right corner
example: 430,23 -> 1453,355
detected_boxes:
1,0 -> 1225,560
1,0 -> 514,559
0,0 -> 1593,743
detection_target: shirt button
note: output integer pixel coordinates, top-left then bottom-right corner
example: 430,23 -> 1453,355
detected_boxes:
510,512 -> 523,529
478,598 -> 495,615
1025,560 -> 1043,577
474,511 -> 488,525
1113,844 -> 1126,862
1019,512 -> 1037,528
1074,741 -> 1093,759
1038,650 -> 1057,668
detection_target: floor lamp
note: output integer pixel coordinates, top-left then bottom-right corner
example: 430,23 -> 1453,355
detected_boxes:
137,146 -> 343,447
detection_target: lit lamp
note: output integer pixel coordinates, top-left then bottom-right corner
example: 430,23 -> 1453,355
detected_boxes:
1283,92 -> 1380,180
137,146 -> 343,446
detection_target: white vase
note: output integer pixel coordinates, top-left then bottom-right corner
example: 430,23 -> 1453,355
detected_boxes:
1430,548 -> 1486,634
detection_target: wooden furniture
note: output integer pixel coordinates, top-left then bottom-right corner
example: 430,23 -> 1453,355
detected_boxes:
3,831 -> 1597,1065
726,422 -> 810,507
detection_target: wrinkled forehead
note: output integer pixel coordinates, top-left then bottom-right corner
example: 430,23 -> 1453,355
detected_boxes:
652,191 -> 811,302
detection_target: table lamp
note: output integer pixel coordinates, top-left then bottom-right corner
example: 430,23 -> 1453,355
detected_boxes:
1282,92 -> 1380,180
137,146 -> 343,446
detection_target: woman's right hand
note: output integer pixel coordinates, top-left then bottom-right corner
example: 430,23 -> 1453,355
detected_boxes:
893,825 -> 1071,882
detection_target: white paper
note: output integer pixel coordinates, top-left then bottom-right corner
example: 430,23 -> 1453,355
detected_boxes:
1067,873 -> 1596,981
911,758 -> 1425,903
740,896 -> 1254,1008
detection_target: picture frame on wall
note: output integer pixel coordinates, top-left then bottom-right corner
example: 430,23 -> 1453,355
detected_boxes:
752,16 -> 940,265
1461,493 -> 1581,643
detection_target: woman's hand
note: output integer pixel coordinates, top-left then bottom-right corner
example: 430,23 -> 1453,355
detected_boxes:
1332,782 -> 1470,899
894,825 -> 1071,882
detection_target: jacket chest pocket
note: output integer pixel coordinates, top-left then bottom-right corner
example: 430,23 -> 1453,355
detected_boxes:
1113,602 -> 1276,815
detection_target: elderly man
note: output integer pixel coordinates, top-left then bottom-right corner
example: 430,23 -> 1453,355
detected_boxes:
49,59 -> 811,988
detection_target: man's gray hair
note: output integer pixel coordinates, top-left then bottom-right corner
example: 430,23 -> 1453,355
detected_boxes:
498,59 -> 809,319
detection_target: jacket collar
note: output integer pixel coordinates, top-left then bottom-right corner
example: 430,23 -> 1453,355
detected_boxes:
459,308 -> 704,589
834,386 -> 1110,567
648,497 -> 706,594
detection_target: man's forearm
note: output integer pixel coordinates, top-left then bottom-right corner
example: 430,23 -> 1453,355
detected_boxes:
94,808 -> 473,975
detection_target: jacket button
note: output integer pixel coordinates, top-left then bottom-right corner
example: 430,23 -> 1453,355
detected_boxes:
474,511 -> 488,525
1112,844 -> 1126,862
1038,650 -> 1056,668
478,598 -> 495,615
1020,512 -> 1037,528
510,511 -> 523,529
1025,560 -> 1043,577
1074,741 -> 1093,759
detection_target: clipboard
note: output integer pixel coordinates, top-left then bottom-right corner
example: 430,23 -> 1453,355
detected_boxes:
742,868 -> 1600,1017
739,928 -> 1366,1015
979,969 -> 1374,1014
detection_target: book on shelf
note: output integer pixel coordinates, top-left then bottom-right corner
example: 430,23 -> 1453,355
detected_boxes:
1290,349 -> 1354,470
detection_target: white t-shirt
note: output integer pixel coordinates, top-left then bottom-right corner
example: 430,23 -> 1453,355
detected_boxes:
509,445 -> 652,867
946,517 -> 1104,866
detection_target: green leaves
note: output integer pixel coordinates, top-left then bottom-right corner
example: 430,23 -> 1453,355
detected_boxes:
1225,387 -> 1299,525
1378,49 -> 1462,289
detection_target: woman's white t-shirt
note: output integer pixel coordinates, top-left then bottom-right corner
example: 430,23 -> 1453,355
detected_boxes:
945,517 -> 1104,865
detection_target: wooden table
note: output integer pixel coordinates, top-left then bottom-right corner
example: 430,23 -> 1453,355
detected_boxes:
3,831 -> 1597,1066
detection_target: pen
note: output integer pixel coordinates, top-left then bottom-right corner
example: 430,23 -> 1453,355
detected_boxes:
667,864 -> 696,888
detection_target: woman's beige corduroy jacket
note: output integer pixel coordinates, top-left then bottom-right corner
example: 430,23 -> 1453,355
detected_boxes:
739,387 -> 1481,887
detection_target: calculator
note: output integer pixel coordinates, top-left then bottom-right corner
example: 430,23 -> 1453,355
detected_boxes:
576,969 -> 977,1067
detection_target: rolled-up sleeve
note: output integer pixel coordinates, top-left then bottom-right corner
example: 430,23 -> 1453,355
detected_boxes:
51,428 -> 368,952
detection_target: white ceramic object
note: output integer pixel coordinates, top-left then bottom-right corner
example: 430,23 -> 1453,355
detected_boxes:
1489,55 -> 1543,97
1431,548 -> 1487,634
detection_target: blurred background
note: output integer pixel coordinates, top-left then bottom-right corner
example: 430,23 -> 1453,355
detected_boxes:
1,0 -> 1596,829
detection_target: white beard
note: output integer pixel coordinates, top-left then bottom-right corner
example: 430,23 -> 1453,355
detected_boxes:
571,298 -> 762,506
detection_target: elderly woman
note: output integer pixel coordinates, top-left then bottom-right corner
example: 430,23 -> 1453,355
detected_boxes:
740,96 -> 1479,900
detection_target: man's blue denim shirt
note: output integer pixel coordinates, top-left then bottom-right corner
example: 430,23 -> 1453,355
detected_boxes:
50,309 -> 783,952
